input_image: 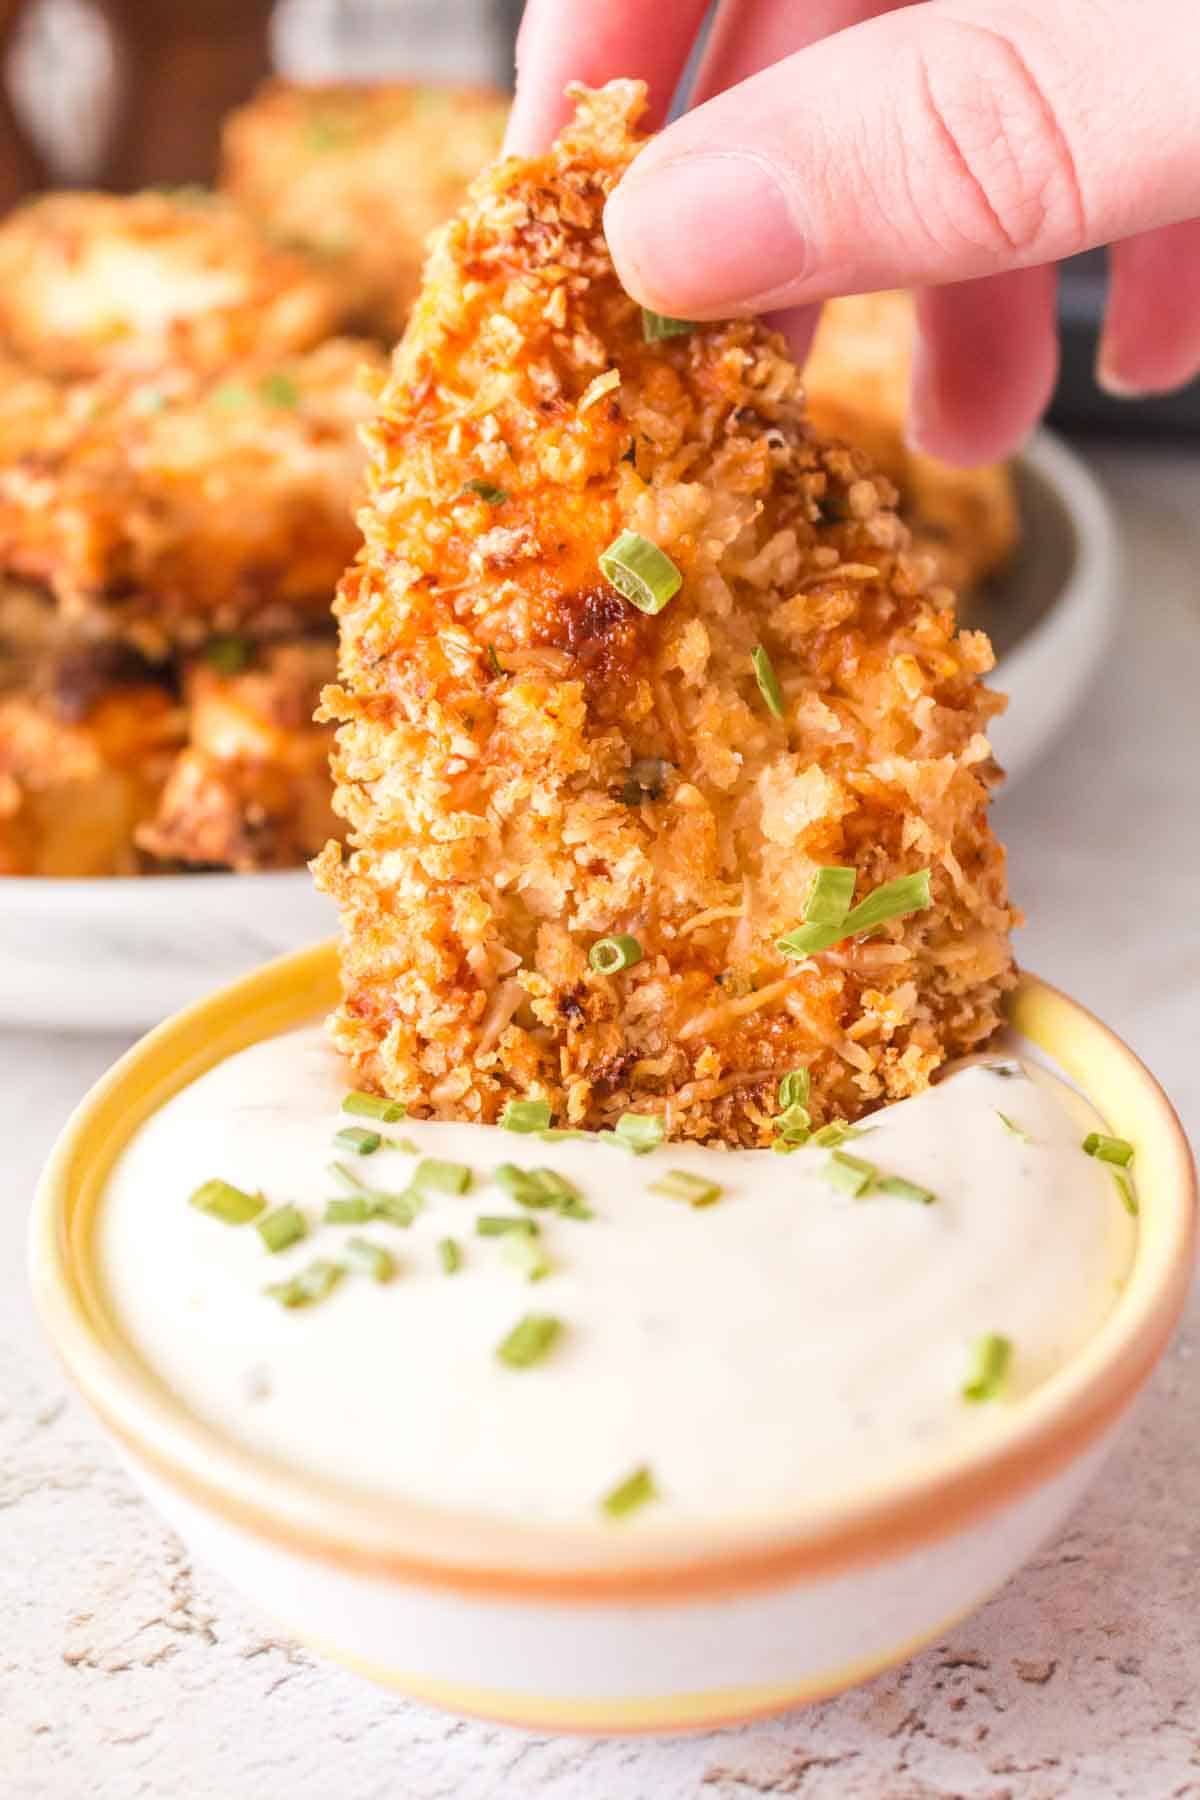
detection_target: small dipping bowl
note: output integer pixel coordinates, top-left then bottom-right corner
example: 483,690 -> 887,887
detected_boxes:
30,946 -> 1195,1734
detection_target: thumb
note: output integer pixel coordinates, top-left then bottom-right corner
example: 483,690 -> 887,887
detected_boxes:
604,0 -> 1200,317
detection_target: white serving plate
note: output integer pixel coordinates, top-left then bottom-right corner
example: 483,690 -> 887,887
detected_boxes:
0,430 -> 1117,1034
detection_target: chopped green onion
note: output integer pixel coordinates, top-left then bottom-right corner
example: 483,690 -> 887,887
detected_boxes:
496,1312 -> 563,1369
824,1151 -> 877,1197
1083,1132 -> 1135,1168
204,633 -> 251,675
212,381 -> 252,411
265,1259 -> 344,1309
601,1463 -> 659,1518
774,1105 -> 811,1146
476,1215 -> 540,1237
751,644 -> 785,720
256,1204 -> 308,1252
334,1125 -> 381,1155
778,1069 -> 810,1111
342,1090 -> 405,1123
612,1112 -> 665,1155
495,1163 -> 582,1211
500,1098 -> 552,1133
486,643 -> 507,677
808,1122 -> 866,1149
189,1178 -> 265,1225
504,1234 -> 553,1282
324,1194 -> 372,1225
649,1169 -> 722,1208
411,1157 -> 472,1196
459,478 -> 509,505
557,1194 -> 595,1221
877,1175 -> 937,1206
962,1333 -> 1012,1403
345,1236 -> 396,1282
1112,1170 -> 1139,1217
258,372 -> 300,409
438,1236 -> 462,1274
641,309 -> 694,342
777,869 -> 932,960
805,866 -> 857,927
598,530 -> 682,616
996,1111 -> 1030,1142
371,1190 -> 422,1228
589,934 -> 643,975
772,1138 -> 801,1155
538,1127 -> 590,1143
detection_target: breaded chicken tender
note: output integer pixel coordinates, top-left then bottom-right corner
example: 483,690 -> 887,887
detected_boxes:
0,337 -> 383,646
221,81 -> 508,342
804,293 -> 1018,599
315,82 -> 1017,1145
138,638 -> 336,870
0,190 -> 341,379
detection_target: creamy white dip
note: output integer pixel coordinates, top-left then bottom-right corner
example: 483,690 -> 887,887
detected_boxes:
96,1027 -> 1135,1528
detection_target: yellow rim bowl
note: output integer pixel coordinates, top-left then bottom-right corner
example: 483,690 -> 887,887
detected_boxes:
30,946 -> 1197,1605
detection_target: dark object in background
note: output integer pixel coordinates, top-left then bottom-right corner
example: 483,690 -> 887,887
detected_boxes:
1053,251 -> 1200,439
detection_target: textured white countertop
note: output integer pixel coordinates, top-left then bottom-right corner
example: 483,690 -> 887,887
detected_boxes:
4,442 -> 1199,1800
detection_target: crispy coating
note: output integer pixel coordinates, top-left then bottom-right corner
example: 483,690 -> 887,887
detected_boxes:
804,293 -> 1019,598
315,81 -> 1018,1144
0,338 -> 383,646
138,639 -> 337,871
221,81 -> 508,342
0,190 -> 341,379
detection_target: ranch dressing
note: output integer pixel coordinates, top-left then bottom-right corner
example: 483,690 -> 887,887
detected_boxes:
96,1026 -> 1135,1528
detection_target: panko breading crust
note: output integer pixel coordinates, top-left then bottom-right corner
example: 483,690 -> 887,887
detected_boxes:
221,81 -> 508,344
315,80 -> 1019,1145
0,338 -> 384,647
0,190 -> 341,380
804,293 -> 1019,599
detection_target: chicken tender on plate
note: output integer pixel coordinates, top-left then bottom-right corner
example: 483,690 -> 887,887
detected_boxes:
0,190 -> 341,379
0,337 -> 383,647
804,293 -> 1019,600
315,81 -> 1017,1145
138,638 -> 336,871
221,81 -> 508,342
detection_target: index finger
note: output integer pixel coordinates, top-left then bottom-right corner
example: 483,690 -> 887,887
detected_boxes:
504,0 -> 712,156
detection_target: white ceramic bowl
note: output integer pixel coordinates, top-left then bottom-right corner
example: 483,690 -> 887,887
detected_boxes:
30,947 -> 1195,1734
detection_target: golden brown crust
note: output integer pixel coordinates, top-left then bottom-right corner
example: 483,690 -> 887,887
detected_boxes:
221,80 -> 508,343
804,293 -> 1019,597
315,80 -> 1018,1144
0,338 -> 382,645
0,190 -> 341,379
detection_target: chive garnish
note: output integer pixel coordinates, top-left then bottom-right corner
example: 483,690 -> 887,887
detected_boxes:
1082,1133 -> 1135,1167
496,1312 -> 563,1369
324,1194 -> 372,1224
334,1125 -> 381,1155
778,1069 -> 810,1110
877,1175 -> 937,1206
204,633 -> 251,675
804,866 -> 857,928
641,309 -> 694,342
962,1333 -> 1012,1403
411,1157 -> 472,1196
345,1236 -> 396,1282
558,1195 -> 595,1221
589,934 -> 643,975
777,870 -> 932,960
598,531 -> 682,615
265,1259 -> 343,1309
371,1190 -> 422,1228
808,1122 -> 866,1148
476,1215 -> 540,1237
256,1204 -> 308,1252
460,478 -> 509,505
602,1463 -> 659,1518
824,1151 -> 877,1197
751,644 -> 785,720
486,643 -> 506,677
611,1112 -> 665,1155
342,1090 -> 405,1123
1112,1171 -> 1139,1217
504,1235 -> 552,1282
649,1169 -> 722,1208
500,1098 -> 552,1133
438,1236 -> 462,1274
189,1178 -> 265,1225
259,371 -> 300,409
538,1127 -> 591,1143
997,1111 -> 1030,1142
495,1164 -> 582,1211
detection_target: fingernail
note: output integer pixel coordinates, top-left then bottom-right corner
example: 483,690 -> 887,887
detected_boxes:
1095,356 -> 1147,400
605,153 -> 810,315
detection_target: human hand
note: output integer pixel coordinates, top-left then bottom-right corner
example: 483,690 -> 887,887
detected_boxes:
507,0 -> 1200,463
